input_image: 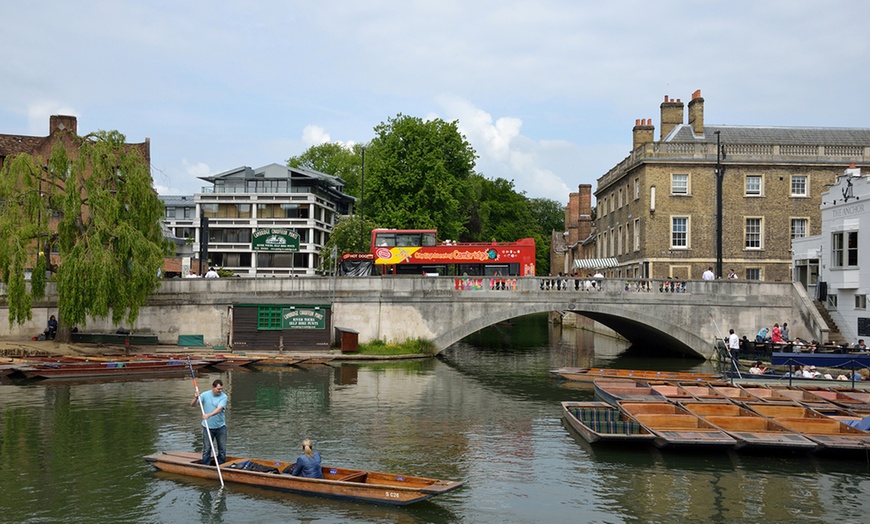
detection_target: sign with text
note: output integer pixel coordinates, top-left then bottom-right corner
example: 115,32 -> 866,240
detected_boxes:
252,228 -> 300,252
282,307 -> 326,330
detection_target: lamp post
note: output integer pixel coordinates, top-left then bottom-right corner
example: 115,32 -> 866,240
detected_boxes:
714,131 -> 726,279
359,146 -> 365,252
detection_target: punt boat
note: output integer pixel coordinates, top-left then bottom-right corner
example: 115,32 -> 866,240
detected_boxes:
743,403 -> 870,452
617,401 -> 737,448
143,451 -> 463,506
763,385 -> 839,410
795,386 -> 870,411
13,358 -> 210,380
561,401 -> 656,444
551,367 -> 720,383
680,401 -> 817,451
593,380 -> 668,405
676,383 -> 732,402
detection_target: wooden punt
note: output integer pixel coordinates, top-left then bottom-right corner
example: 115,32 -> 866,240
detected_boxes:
710,384 -> 795,405
680,401 -> 817,451
143,451 -> 462,506
551,367 -> 720,383
763,385 -> 839,410
676,383 -> 732,402
617,402 -> 737,448
0,364 -> 16,376
795,386 -> 870,411
645,382 -> 697,403
593,380 -> 668,406
14,359 -> 210,380
743,403 -> 870,452
561,401 -> 656,444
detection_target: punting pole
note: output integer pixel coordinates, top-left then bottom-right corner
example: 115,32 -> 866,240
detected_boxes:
188,356 -> 224,488
710,312 -> 741,379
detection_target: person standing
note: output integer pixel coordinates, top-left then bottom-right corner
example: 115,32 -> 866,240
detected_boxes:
702,267 -> 715,280
728,329 -> 740,367
728,269 -> 738,279
781,322 -> 790,342
191,379 -> 228,465
771,323 -> 783,344
204,267 -> 220,278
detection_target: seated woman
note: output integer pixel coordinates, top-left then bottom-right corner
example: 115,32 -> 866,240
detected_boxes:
749,361 -> 768,375
285,439 -> 323,478
45,315 -> 58,340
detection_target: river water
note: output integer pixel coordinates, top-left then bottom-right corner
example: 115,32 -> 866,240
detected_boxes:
1,314 -> 869,524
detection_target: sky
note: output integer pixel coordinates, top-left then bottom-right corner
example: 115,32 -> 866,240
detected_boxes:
3,1 -> 869,205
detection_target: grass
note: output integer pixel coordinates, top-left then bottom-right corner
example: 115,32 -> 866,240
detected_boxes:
356,338 -> 436,356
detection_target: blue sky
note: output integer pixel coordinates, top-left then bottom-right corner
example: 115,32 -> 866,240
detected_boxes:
3,1 -> 869,204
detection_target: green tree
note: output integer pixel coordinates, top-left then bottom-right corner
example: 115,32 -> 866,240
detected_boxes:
364,114 -> 476,241
0,130 -> 171,332
316,214 -> 378,273
287,142 -> 364,197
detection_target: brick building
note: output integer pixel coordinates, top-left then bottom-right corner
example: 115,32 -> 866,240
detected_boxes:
0,115 -> 150,171
551,183 -> 600,275
587,90 -> 870,281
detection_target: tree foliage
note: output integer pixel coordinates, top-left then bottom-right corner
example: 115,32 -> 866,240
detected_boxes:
287,142 -> 364,198
316,214 -> 378,273
0,130 -> 171,330
364,114 -> 476,241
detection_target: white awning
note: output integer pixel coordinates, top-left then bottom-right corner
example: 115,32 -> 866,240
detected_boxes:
572,258 -> 619,270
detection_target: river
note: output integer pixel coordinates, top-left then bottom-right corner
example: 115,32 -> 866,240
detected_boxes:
1,314 -> 868,523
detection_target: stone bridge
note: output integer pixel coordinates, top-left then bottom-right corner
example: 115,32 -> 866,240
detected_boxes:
2,277 -> 829,358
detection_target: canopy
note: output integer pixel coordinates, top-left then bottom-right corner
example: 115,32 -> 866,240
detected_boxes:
572,258 -> 619,270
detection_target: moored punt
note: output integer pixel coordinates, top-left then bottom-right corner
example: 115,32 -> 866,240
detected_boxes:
743,403 -> 870,452
795,386 -> 870,411
764,385 -> 839,411
246,354 -> 306,367
680,401 -> 817,451
593,380 -> 667,406
710,384 -> 795,405
0,364 -> 16,376
617,402 -> 737,448
646,382 -> 700,403
13,359 -> 210,380
676,383 -> 732,402
143,451 -> 463,506
551,367 -> 720,383
561,401 -> 656,444
206,355 -> 264,369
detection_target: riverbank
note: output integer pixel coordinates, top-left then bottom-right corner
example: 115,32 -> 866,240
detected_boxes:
0,338 -> 432,361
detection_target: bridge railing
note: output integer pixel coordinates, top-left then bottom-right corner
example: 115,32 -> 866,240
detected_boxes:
454,276 -> 709,294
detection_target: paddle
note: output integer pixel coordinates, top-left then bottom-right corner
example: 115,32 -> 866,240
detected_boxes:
187,356 -> 225,488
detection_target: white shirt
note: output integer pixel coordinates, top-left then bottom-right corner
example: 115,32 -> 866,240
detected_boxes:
728,333 -> 740,351
204,270 -> 219,278
702,270 -> 715,280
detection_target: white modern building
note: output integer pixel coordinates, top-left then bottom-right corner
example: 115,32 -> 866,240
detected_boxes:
160,163 -> 354,277
793,164 -> 869,344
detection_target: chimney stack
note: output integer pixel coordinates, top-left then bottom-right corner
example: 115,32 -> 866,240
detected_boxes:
660,96 -> 684,140
632,118 -> 655,150
687,89 -> 704,135
49,115 -> 77,135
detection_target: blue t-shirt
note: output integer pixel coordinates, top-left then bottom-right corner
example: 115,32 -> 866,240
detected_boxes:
290,452 -> 323,478
199,390 -> 228,429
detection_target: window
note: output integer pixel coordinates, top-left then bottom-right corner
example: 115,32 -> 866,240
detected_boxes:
745,218 -> 762,249
832,231 -> 858,267
183,207 -> 194,219
617,226 -> 623,255
791,218 -> 808,240
671,217 -> 688,248
617,189 -> 623,209
827,294 -> 838,309
791,175 -> 808,197
634,178 -> 640,200
165,207 -> 176,219
257,306 -> 283,330
745,175 -> 762,196
856,295 -> 867,310
634,218 -> 640,251
671,174 -> 688,195
746,268 -> 761,280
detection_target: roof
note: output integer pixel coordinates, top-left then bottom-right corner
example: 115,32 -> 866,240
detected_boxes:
159,195 -> 196,207
573,258 -> 619,270
666,124 -> 870,146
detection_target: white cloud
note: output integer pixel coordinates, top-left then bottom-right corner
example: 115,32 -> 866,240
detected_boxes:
183,159 -> 211,178
302,125 -> 331,147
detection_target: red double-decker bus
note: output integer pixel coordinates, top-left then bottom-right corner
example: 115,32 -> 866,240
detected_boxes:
370,229 -> 536,276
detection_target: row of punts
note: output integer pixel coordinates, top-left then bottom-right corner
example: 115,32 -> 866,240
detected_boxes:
562,378 -> 870,454
1,353 -> 335,380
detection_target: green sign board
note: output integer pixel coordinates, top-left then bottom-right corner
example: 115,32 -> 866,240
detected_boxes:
282,307 -> 326,330
252,228 -> 300,252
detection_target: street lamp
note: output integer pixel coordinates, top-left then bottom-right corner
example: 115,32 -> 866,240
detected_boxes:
714,131 -> 726,279
359,146 -> 365,252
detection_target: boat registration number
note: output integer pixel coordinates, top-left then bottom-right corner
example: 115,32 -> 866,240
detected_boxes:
385,491 -> 400,498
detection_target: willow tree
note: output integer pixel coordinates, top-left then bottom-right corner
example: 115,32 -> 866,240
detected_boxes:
0,130 -> 171,332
